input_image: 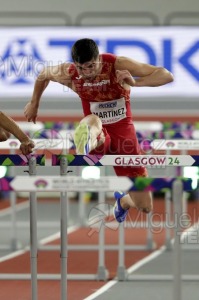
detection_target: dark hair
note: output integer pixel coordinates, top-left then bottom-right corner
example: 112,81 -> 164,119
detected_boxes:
71,38 -> 99,64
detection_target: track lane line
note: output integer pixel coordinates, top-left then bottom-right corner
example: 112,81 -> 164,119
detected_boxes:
83,222 -> 198,300
0,225 -> 79,263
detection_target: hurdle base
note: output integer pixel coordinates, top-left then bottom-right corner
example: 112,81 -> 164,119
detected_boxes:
97,266 -> 109,281
38,244 -> 152,251
126,274 -> 199,281
1,273 -> 199,281
0,273 -> 101,280
0,240 -> 22,252
117,266 -> 128,281
146,240 -> 157,251
165,240 -> 173,251
10,239 -> 23,252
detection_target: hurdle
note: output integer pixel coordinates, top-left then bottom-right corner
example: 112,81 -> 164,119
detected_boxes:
0,130 -> 196,215
20,123 -> 199,253
0,153 -> 199,300
2,124 -> 199,280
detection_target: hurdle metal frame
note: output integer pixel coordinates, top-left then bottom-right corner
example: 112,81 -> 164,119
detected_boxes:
0,155 -> 199,300
29,155 -> 72,299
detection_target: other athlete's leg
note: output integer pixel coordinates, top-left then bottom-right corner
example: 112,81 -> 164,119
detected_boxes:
74,114 -> 105,154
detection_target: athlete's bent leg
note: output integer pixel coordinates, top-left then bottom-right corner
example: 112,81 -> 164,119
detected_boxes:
74,114 -> 105,154
113,166 -> 153,222
114,191 -> 152,223
122,191 -> 153,213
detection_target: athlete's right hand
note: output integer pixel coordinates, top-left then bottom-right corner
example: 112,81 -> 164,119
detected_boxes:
24,102 -> 38,123
20,138 -> 35,155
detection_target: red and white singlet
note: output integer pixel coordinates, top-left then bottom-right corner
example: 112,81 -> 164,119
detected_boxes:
69,53 -> 147,177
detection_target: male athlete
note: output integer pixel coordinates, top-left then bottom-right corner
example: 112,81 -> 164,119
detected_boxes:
0,111 -> 34,155
24,38 -> 174,222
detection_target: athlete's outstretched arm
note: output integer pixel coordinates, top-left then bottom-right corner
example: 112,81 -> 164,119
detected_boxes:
24,63 -> 71,123
115,56 -> 174,87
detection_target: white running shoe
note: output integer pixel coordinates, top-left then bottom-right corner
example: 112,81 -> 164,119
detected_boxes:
74,122 -> 90,154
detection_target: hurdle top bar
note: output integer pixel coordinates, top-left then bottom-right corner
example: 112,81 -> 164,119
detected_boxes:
0,139 -> 73,150
0,155 -> 45,166
52,154 -> 199,167
1,154 -> 199,167
151,139 -> 199,150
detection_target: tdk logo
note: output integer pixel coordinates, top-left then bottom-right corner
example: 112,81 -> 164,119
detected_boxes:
0,31 -> 199,89
0,39 -> 43,84
99,101 -> 117,109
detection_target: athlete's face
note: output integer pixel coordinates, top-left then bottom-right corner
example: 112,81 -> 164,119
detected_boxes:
75,57 -> 101,80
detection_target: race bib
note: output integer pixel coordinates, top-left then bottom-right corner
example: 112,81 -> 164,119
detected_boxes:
90,98 -> 127,124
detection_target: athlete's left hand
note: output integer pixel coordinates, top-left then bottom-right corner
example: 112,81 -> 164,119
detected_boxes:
116,70 -> 136,86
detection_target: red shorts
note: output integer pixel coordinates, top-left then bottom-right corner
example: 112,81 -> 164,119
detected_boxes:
90,122 -> 148,177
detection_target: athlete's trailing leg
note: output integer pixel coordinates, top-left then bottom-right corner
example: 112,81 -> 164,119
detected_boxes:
114,191 -> 153,223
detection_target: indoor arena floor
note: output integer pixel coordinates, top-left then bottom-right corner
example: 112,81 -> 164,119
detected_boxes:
0,196 -> 198,300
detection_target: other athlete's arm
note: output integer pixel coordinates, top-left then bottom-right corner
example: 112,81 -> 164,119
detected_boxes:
0,111 -> 34,154
115,56 -> 174,87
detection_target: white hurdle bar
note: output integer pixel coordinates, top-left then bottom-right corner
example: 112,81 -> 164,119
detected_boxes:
0,138 -> 73,150
151,139 -> 199,150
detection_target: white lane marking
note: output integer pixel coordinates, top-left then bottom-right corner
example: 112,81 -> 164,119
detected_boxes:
0,201 -> 29,217
83,244 -> 166,300
0,225 -> 79,263
127,245 -> 166,274
83,222 -> 198,300
83,280 -> 118,300
39,225 -> 80,245
0,249 -> 28,263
